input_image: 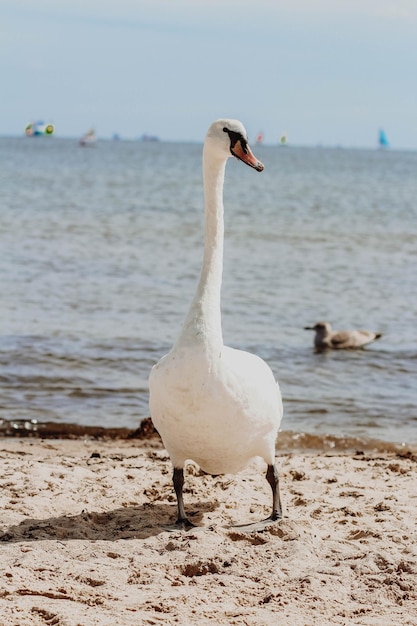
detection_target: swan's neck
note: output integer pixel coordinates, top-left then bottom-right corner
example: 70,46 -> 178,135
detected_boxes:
177,149 -> 226,351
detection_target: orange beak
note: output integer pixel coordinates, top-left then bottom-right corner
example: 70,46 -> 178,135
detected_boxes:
231,140 -> 264,172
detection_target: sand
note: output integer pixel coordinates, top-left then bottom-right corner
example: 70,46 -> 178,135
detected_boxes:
0,432 -> 416,626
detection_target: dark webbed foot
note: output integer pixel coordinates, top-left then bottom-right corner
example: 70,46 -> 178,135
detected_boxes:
162,517 -> 198,532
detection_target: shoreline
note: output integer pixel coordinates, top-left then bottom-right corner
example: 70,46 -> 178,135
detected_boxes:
1,416 -> 415,456
0,436 -> 416,624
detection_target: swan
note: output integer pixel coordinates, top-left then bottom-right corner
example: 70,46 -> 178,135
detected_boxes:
304,321 -> 382,350
149,119 -> 283,530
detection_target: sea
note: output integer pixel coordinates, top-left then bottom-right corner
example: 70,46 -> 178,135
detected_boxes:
0,136 -> 416,451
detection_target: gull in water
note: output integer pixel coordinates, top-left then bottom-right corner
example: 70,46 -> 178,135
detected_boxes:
149,119 -> 283,531
304,321 -> 382,351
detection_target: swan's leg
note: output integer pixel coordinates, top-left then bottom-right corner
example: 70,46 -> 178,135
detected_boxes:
172,467 -> 195,529
228,463 -> 283,532
266,463 -> 282,521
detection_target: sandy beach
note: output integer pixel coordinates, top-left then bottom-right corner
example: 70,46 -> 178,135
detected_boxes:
0,428 -> 416,626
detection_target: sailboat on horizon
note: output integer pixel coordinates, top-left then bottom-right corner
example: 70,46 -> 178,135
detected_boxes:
79,128 -> 96,147
378,129 -> 389,148
279,132 -> 288,146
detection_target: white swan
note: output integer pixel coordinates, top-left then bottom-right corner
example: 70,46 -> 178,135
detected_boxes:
304,321 -> 382,350
149,119 -> 283,529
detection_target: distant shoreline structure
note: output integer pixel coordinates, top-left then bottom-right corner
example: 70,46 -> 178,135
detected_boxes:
6,128 -> 412,150
139,133 -> 160,142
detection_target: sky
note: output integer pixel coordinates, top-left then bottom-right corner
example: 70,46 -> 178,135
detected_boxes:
1,0 -> 417,148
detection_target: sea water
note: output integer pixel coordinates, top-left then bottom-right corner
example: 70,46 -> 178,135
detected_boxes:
0,136 -> 416,448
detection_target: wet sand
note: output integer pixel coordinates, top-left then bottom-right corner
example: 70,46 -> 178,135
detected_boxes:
0,430 -> 416,625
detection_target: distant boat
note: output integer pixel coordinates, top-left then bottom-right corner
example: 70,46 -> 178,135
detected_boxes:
25,121 -> 55,136
279,133 -> 288,146
378,129 -> 389,148
79,129 -> 96,147
256,132 -> 264,144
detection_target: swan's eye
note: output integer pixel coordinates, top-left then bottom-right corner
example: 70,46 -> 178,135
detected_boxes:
223,128 -> 247,154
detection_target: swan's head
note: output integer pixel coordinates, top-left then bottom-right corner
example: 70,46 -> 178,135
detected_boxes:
205,119 -> 264,172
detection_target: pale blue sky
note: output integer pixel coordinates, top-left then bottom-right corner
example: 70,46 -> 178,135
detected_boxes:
1,0 -> 416,147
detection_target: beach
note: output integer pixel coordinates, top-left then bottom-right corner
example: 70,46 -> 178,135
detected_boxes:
1,427 -> 416,625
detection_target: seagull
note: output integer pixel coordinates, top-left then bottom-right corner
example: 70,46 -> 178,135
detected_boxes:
304,321 -> 382,350
149,119 -> 283,530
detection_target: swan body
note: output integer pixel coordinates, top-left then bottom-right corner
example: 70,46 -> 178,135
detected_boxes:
305,321 -> 382,350
149,119 -> 283,528
151,345 -> 282,476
